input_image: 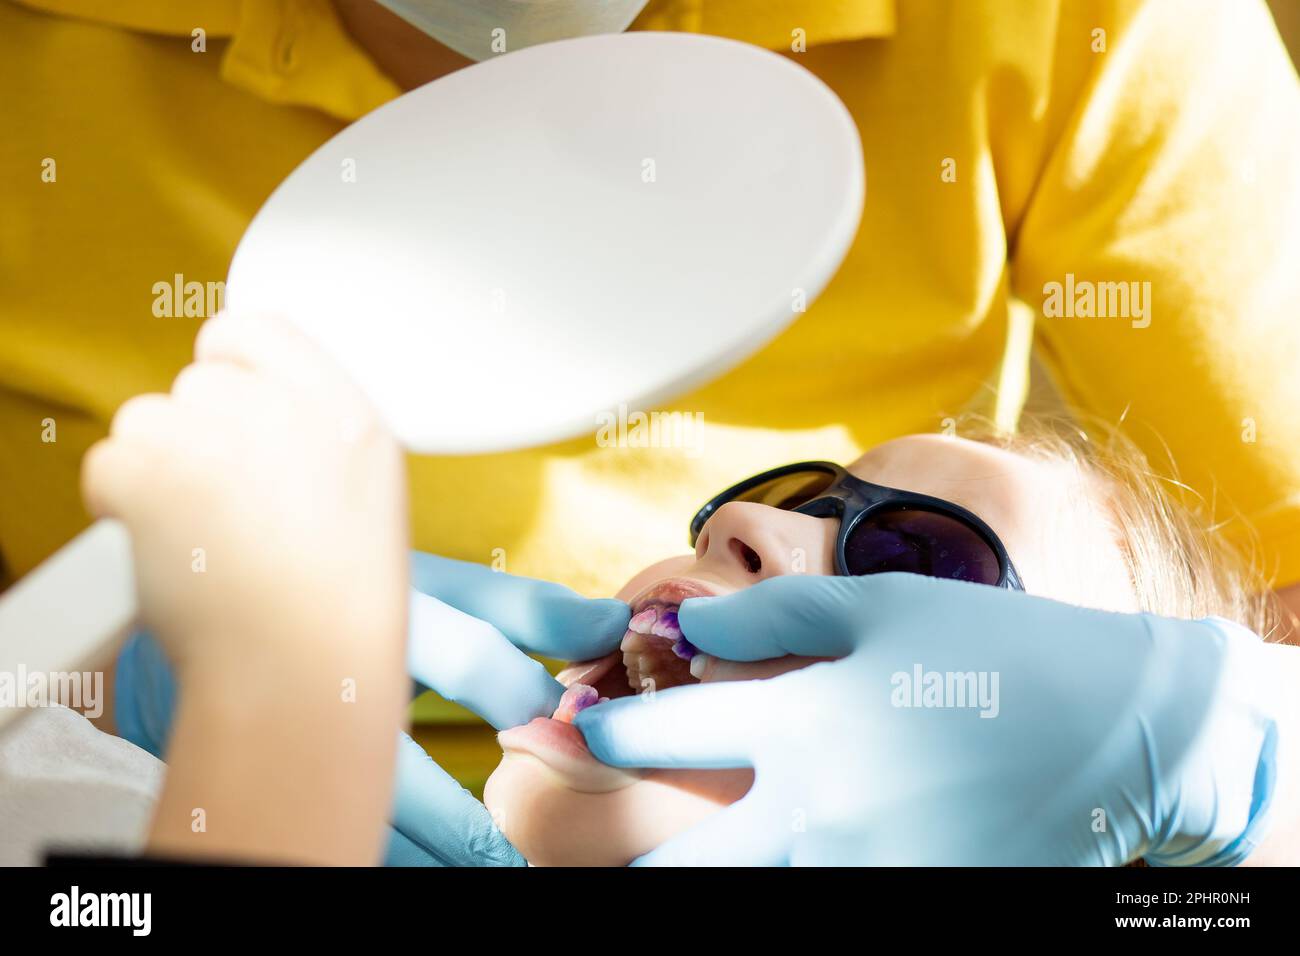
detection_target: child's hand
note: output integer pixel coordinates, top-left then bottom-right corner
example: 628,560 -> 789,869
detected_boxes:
83,312 -> 410,864
82,311 -> 409,681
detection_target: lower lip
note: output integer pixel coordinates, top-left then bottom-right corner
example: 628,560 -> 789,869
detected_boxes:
499,579 -> 719,790
497,717 -> 641,792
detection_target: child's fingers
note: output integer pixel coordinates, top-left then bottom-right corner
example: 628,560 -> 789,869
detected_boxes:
108,392 -> 175,441
80,438 -> 133,519
195,312 -> 360,404
169,360 -> 266,414
82,402 -> 164,519
82,394 -> 189,519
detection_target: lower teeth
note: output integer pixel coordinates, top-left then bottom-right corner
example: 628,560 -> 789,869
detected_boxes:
670,637 -> 699,660
553,683 -> 602,723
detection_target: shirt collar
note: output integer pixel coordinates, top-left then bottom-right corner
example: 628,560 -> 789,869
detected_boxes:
13,0 -> 399,121
14,0 -> 893,122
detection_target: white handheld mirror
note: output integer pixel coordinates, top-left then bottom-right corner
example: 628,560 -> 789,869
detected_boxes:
0,32 -> 864,722
230,31 -> 863,452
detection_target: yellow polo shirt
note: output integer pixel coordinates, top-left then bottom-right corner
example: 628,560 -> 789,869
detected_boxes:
4,0 -> 1300,603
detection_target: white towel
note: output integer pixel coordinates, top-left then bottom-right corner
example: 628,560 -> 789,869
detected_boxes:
0,704 -> 163,866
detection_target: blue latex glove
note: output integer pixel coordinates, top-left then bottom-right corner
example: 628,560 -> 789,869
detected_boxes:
575,574 -> 1281,866
406,551 -> 628,728
116,551 -> 629,866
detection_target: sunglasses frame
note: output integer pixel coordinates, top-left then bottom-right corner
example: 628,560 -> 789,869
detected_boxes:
689,460 -> 1024,590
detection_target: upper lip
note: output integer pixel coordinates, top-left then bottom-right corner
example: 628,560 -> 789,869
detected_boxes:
628,577 -> 718,617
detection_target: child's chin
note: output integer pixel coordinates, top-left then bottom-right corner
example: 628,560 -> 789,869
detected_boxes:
486,752 -> 758,866
483,756 -> 641,866
482,756 -> 549,864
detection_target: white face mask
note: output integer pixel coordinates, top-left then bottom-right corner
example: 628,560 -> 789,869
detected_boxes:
376,0 -> 652,62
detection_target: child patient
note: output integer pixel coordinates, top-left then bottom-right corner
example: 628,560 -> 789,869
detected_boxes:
483,422 -> 1279,866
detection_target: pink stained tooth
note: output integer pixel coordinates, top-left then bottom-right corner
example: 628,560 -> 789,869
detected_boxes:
628,608 -> 659,634
552,683 -> 600,723
651,608 -> 682,639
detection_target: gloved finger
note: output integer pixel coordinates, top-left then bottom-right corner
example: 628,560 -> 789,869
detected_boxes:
632,789 -> 790,866
677,574 -> 891,660
574,680 -> 771,769
389,733 -> 524,867
408,589 -> 563,730
385,825 -> 449,867
410,551 -> 630,660
688,653 -> 829,683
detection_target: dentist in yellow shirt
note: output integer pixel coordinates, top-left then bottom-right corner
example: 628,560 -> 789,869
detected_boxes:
3,0 -> 1300,864
4,0 -> 1299,604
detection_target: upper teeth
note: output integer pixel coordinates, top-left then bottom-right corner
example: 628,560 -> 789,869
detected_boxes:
629,605 -> 682,640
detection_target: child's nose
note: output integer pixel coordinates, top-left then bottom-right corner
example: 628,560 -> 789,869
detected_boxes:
695,501 -> 835,581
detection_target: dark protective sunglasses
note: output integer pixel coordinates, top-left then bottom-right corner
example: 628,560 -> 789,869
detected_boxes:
689,461 -> 1024,590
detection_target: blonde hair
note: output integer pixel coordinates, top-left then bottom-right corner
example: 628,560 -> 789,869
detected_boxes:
958,414 -> 1289,643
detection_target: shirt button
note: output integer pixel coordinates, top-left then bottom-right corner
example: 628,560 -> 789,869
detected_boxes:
276,36 -> 298,73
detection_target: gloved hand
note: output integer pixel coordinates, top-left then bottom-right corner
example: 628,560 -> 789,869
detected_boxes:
116,554 -> 629,866
392,553 -> 629,865
406,552 -> 629,729
575,573 -> 1281,866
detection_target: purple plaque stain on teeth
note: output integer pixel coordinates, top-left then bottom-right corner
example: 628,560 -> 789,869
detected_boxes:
671,637 -> 698,660
553,683 -> 601,723
651,608 -> 682,640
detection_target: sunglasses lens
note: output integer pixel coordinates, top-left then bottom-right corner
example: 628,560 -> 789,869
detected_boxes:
692,468 -> 837,545
844,507 -> 1002,585
734,469 -> 837,510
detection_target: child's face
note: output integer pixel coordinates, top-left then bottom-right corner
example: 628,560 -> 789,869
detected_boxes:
484,434 -> 1139,865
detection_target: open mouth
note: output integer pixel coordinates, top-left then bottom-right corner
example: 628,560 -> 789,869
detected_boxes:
554,577 -> 713,715
494,578 -> 715,788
